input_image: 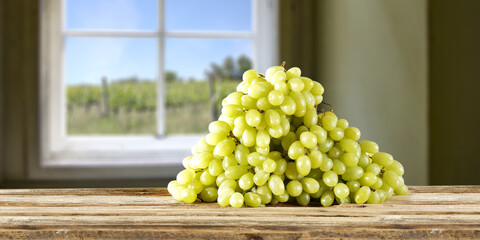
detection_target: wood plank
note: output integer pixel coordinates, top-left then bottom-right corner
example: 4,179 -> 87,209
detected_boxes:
0,186 -> 479,239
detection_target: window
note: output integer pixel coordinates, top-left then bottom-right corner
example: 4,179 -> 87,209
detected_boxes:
37,0 -> 279,180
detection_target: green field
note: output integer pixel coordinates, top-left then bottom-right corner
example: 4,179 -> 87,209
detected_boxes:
66,79 -> 239,135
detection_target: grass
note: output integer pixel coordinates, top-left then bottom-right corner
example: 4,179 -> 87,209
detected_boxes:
67,103 -> 212,135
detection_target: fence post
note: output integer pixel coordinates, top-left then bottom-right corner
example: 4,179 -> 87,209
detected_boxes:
207,76 -> 218,121
101,76 -> 110,117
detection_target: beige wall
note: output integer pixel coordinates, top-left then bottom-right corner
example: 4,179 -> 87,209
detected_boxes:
316,0 -> 429,185
429,0 -> 480,185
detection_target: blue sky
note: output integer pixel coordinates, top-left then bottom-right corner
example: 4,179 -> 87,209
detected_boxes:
65,0 -> 252,85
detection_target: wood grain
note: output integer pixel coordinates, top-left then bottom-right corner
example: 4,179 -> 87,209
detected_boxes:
0,186 -> 479,239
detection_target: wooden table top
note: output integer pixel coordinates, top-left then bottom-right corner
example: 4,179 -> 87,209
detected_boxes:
0,186 -> 479,239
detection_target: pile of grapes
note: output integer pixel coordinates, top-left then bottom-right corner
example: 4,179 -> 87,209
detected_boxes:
168,62 -> 408,207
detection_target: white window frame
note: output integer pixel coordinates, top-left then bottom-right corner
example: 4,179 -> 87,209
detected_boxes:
35,0 -> 279,180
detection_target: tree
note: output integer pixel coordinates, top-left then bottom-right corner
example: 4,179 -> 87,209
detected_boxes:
237,54 -> 252,78
222,56 -> 235,80
165,70 -> 178,83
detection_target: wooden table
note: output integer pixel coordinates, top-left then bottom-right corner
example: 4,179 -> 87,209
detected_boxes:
0,186 -> 479,239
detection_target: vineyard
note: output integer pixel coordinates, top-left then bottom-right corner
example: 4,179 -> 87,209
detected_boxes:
67,79 -> 240,134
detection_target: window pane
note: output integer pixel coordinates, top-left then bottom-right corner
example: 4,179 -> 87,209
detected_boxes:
165,38 -> 253,134
66,0 -> 158,30
165,0 -> 252,32
65,37 -> 158,135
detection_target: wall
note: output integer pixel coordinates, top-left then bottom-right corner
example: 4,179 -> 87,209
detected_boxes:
429,0 -> 480,185
316,0 -> 429,185
0,0 -> 4,185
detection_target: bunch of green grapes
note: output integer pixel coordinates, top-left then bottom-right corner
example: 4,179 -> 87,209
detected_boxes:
168,62 -> 408,208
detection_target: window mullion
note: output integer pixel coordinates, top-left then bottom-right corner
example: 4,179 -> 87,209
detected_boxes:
157,0 -> 166,136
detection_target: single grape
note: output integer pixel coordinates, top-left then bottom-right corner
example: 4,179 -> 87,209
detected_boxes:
245,109 -> 262,127
320,190 -> 334,207
372,152 -> 394,167
333,183 -> 350,199
344,127 -> 361,141
244,192 -> 262,207
296,192 -> 310,206
301,177 -> 320,194
322,170 -> 338,187
288,78 -> 305,92
181,188 -> 197,203
268,175 -> 285,195
200,187 -> 218,202
286,180 -> 303,197
296,155 -> 312,176
229,192 -> 244,208
359,140 -> 379,154
299,131 -> 317,148
354,186 -> 371,204
268,90 -> 285,106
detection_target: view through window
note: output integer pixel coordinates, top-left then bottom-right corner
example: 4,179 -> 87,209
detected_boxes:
65,0 -> 253,135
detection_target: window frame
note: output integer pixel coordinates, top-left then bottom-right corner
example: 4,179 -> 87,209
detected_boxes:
35,0 -> 279,180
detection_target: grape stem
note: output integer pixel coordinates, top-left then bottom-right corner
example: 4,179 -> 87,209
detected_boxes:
281,61 -> 286,67
320,101 -> 334,112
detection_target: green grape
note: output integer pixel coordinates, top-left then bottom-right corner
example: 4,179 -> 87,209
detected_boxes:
285,162 -> 300,180
268,151 -> 282,160
219,179 -> 237,193
314,94 -> 323,105
268,90 -> 285,106
383,170 -> 402,189
290,91 -> 307,117
299,132 -> 317,149
333,183 -> 350,199
244,192 -> 262,207
319,157 -> 333,172
217,188 -> 235,207
255,146 -> 270,157
377,189 -> 387,202
286,180 -> 303,197
300,77 -> 314,91
320,190 -> 335,207
214,139 -> 236,157
359,140 -> 379,154
288,141 -> 306,159
347,180 -> 361,193
286,67 -> 301,79
208,121 -> 231,135
322,170 -> 338,187
241,95 -> 257,109
192,152 -> 215,169
354,186 -> 371,204
181,188 -> 197,203
359,172 -> 378,186
182,156 -> 192,169
344,127 -> 361,141
208,159 -> 223,177
268,175 -> 285,195
229,192 -> 244,208
372,152 -> 394,167
176,169 -> 195,185
366,163 -> 382,175
295,126 -> 309,138
253,170 -> 270,186
264,109 -> 281,127
237,81 -> 249,94
205,132 -> 228,146
321,113 -> 337,131
280,96 -> 296,115
234,144 -> 250,165
256,97 -> 272,111
200,171 -> 216,185
271,70 -> 287,84
308,150 -> 323,169
256,185 -> 273,204
329,127 -> 344,141
395,185 -> 409,195
281,131 -> 297,150
288,78 -> 305,92
337,119 -> 349,129
339,138 -> 360,154
242,127 -> 257,147
247,152 -> 267,166
274,80 -> 289,95
255,130 -> 270,148
239,172 -> 254,190
302,91 -> 315,109
303,108 -> 318,128
215,172 -> 227,187
296,192 -> 310,206
301,177 -> 320,194
328,145 -> 343,159
332,159 -> 346,175
318,139 -> 334,153
263,158 -> 277,173
265,66 -> 284,81
367,191 -> 380,204
245,109 -> 262,127
310,125 -> 327,144
280,117 -> 291,136
225,91 -> 243,105
243,69 -> 258,82
248,82 -> 271,99
311,81 -> 325,95
222,104 -> 243,118
342,166 -> 364,181
225,165 -> 248,180
385,160 -> 405,176
273,158 -> 287,175
274,192 -> 290,203
296,155 -> 312,176
200,187 -> 218,202
222,154 -> 238,170
357,152 -> 370,168
371,177 -> 383,190
268,125 -> 284,139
